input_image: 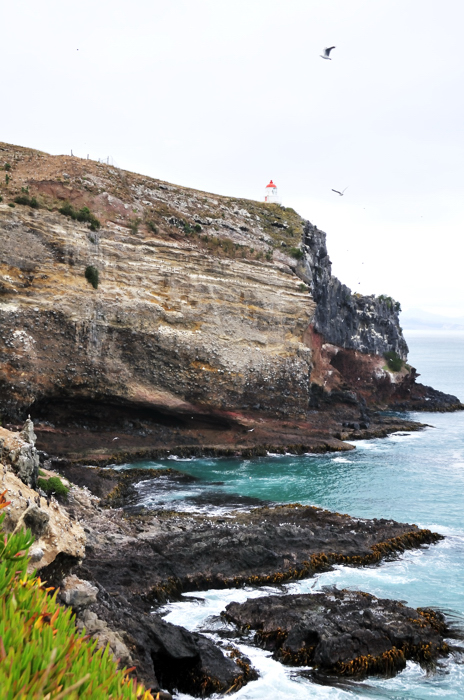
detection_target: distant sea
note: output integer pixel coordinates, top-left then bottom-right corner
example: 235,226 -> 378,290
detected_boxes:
126,332 -> 464,700
405,330 -> 464,401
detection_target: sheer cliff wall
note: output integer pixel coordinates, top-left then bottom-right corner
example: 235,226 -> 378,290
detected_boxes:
297,222 -> 407,359
0,142 -> 407,426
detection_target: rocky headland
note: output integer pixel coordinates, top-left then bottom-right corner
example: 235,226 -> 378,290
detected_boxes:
0,142 -> 461,465
0,142 -> 462,696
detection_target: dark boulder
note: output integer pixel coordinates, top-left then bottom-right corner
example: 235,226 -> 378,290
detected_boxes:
223,588 -> 452,679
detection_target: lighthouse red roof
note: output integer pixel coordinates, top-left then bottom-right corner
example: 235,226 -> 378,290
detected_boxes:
266,180 -> 277,188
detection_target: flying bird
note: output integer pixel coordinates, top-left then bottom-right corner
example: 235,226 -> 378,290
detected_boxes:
332,187 -> 348,196
112,437 -> 119,441
321,46 -> 336,60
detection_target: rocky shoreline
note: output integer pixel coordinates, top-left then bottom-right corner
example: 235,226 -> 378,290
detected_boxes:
22,394 -> 447,467
44,462 -> 456,695
1,417 -> 462,696
0,143 -> 463,697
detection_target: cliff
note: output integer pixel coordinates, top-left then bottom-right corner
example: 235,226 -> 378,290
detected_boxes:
0,142 -> 459,460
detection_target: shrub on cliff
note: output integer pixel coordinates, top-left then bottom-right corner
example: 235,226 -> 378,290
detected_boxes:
384,350 -> 403,372
85,265 -> 99,289
378,294 -> 401,313
59,202 -> 101,231
288,247 -> 304,260
0,490 -> 153,699
37,475 -> 69,500
14,195 -> 39,209
129,217 -> 141,234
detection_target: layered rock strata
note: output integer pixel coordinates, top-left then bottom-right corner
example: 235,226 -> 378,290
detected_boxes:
0,142 -> 459,460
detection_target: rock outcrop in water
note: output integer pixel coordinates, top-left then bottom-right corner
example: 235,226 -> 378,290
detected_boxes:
224,589 -> 451,679
0,141 -> 461,462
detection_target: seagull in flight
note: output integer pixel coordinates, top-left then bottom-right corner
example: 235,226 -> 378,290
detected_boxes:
332,187 -> 348,196
321,46 -> 336,60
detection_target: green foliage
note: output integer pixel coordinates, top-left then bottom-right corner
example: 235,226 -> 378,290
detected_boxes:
13,195 -> 39,209
8,203 -> 15,208
59,202 -> 101,231
298,283 -> 308,292
3,163 -> 11,171
384,350 -> 404,372
5,174 -> 11,186
265,251 -> 273,261
193,224 -> 202,233
84,265 -> 99,289
129,217 -> 141,234
146,221 -> 158,234
378,294 -> 401,313
0,492 -> 153,699
0,196 -> 3,203
21,186 -> 29,194
37,476 -> 69,499
288,247 -> 304,260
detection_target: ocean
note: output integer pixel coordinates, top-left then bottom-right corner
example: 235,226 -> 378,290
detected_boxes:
127,331 -> 464,699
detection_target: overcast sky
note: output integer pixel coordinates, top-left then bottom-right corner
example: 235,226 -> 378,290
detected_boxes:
3,0 -> 464,318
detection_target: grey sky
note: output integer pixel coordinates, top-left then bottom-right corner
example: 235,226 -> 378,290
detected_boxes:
3,0 -> 464,317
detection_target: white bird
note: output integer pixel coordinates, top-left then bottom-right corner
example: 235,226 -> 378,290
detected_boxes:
248,428 -> 254,432
112,437 -> 119,441
332,187 -> 348,196
320,46 -> 336,60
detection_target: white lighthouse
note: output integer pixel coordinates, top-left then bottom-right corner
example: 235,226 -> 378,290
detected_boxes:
264,179 -> 281,204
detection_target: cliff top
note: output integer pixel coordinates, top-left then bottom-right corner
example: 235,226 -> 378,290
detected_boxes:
0,141 -> 305,263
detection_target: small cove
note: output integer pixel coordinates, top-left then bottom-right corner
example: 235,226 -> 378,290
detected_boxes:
124,331 -> 464,698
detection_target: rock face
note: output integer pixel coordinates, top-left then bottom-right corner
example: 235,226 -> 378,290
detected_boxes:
299,223 -> 408,358
0,142 -> 460,461
0,422 -> 39,489
0,428 -> 85,573
224,589 -> 452,678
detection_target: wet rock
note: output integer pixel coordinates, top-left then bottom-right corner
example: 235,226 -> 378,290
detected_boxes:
74,496 -> 442,606
78,584 -> 254,696
224,589 -> 453,678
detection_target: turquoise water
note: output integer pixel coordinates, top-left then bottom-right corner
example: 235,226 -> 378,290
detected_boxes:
127,331 -> 464,699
